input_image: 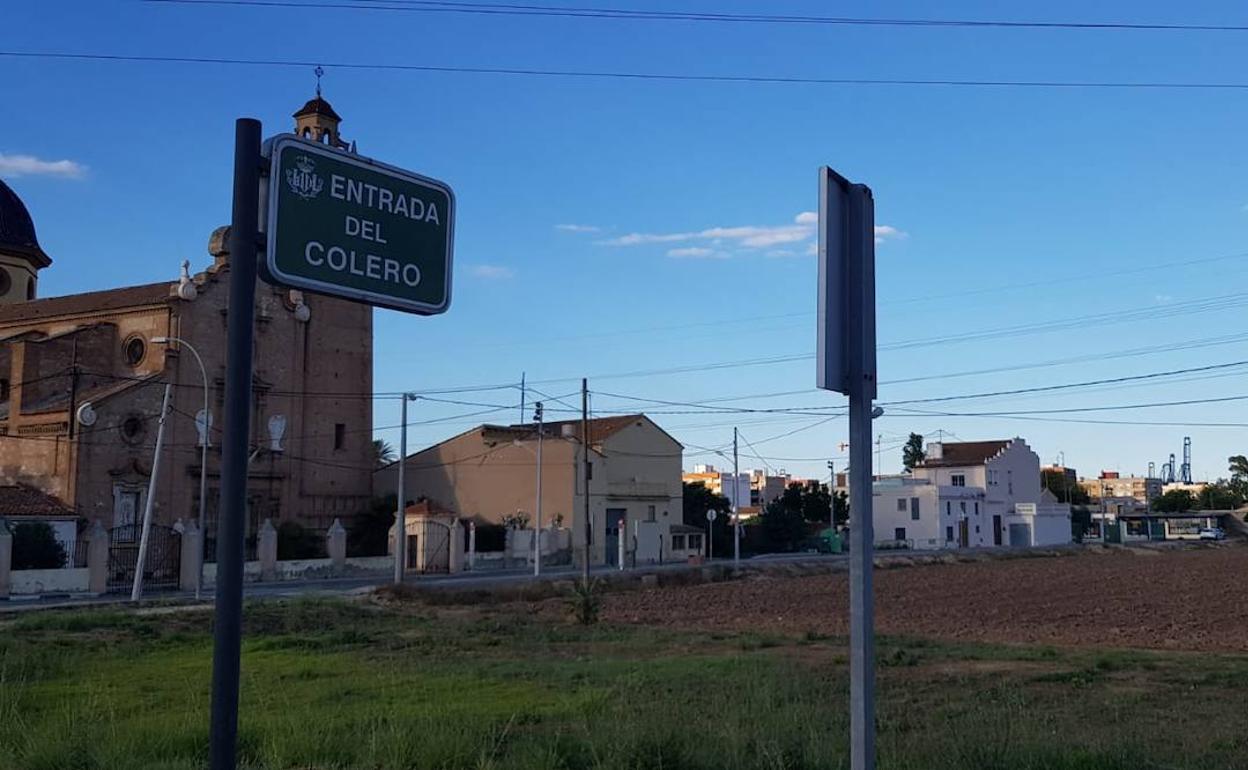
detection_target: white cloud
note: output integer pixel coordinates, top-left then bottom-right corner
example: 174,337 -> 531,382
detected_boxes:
470,264 -> 515,280
1154,294 -> 1173,304
555,223 -> 601,233
874,225 -> 908,245
0,153 -> 86,179
601,211 -> 905,255
667,247 -> 722,259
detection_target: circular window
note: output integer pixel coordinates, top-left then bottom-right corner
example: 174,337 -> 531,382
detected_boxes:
0,271 -> 11,298
120,415 -> 144,444
123,337 -> 147,366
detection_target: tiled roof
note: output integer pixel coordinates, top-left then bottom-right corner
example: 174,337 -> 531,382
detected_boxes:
0,282 -> 172,325
0,484 -> 74,517
293,96 -> 342,121
486,414 -> 651,443
919,440 -> 1011,468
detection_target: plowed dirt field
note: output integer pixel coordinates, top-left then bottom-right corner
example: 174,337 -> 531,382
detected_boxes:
603,545 -> 1248,651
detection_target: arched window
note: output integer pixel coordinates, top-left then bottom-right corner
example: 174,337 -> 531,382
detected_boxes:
0,270 -> 11,297
26,277 -> 34,300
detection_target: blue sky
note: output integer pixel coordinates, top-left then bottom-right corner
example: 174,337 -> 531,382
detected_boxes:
4,0 -> 1248,482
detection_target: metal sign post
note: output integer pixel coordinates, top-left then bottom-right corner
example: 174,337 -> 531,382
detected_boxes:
208,123 -> 455,770
816,166 -> 877,770
209,117 -> 263,770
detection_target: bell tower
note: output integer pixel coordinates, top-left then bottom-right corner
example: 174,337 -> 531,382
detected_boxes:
293,67 -> 350,149
0,179 -> 51,304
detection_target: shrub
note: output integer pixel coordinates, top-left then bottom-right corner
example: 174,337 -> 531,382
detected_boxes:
567,579 -> 603,625
276,521 -> 324,560
12,522 -> 68,570
347,495 -> 396,557
474,523 -> 507,552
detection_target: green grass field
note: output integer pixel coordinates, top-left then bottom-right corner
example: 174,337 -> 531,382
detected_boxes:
1,596 -> 1245,769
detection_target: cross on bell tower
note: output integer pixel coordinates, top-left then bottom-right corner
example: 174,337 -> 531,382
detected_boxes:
293,66 -> 350,149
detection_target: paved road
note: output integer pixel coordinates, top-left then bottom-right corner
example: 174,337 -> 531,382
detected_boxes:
0,551 -> 851,613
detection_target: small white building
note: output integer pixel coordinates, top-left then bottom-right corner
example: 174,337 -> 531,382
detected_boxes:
872,439 -> 1071,549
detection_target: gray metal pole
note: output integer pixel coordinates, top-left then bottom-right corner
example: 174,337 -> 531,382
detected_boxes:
848,390 -> 875,770
733,427 -> 740,566
534,403 -> 543,577
209,117 -> 261,770
846,181 -> 877,770
130,382 -> 173,602
394,394 -> 409,584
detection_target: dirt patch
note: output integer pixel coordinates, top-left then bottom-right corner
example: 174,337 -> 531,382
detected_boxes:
602,545 -> 1248,652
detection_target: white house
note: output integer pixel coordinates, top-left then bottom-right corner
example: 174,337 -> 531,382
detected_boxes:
872,439 -> 1071,549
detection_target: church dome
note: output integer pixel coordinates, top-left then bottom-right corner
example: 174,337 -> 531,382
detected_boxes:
0,179 -> 51,268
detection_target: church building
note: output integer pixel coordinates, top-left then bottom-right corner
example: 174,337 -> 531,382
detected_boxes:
0,93 -> 374,545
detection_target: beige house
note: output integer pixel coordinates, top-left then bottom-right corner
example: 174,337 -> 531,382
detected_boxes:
375,414 -> 684,566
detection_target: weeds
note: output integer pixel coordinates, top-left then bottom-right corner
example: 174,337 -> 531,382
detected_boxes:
567,578 -> 603,625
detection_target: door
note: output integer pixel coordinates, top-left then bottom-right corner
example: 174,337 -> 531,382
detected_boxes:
406,534 -> 419,570
958,519 -> 970,548
605,508 -> 626,566
992,515 -> 1003,546
1008,523 -> 1032,547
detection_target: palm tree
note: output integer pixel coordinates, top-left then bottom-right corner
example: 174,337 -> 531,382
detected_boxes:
373,439 -> 397,468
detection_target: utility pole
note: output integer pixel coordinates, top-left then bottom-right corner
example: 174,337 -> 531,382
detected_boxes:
394,393 -> 414,584
519,371 -> 526,425
131,383 -> 173,602
828,460 -> 835,536
733,427 -> 740,566
67,339 -> 80,439
580,378 -> 590,585
533,401 -> 544,577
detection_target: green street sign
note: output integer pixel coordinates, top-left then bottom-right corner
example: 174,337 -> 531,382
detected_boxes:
262,135 -> 454,314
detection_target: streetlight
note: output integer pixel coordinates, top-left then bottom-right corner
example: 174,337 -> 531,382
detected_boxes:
153,336 -> 210,600
511,400 -> 545,577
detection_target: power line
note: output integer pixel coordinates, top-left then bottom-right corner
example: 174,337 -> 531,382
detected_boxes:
7,49 -> 1248,90
887,406 -> 1248,430
148,0 -> 1248,33
879,359 -> 1248,407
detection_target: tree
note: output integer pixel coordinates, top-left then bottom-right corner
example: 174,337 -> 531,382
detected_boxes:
373,439 -> 397,468
1196,480 -> 1242,511
1041,469 -> 1089,505
902,433 -> 926,471
758,496 -> 808,553
682,481 -> 732,556
1228,455 -> 1248,501
1152,488 -> 1196,513
12,521 -> 67,570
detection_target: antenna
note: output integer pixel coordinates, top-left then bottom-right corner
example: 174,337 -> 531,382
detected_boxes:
314,65 -> 324,97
